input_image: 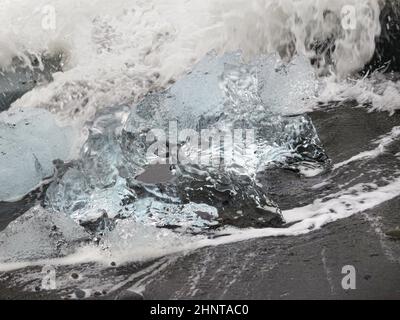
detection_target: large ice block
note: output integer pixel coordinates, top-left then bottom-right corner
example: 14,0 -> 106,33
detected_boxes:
0,206 -> 89,263
46,52 -> 329,232
121,52 -> 326,175
0,108 -> 74,201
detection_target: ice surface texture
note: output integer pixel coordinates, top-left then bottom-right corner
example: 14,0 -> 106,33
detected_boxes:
46,52 -> 329,232
122,52 -> 326,173
0,108 -> 74,202
0,206 -> 89,263
257,54 -> 319,115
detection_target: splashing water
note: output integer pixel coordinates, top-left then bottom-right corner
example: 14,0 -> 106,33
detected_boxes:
2,0 -> 400,274
1,0 -> 382,124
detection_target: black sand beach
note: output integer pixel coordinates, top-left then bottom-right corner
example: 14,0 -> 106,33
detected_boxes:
1,105 -> 399,300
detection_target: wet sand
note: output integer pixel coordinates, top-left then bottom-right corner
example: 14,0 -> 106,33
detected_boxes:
1,105 -> 400,300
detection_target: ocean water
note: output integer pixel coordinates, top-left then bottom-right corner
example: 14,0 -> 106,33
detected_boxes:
1,0 -> 400,279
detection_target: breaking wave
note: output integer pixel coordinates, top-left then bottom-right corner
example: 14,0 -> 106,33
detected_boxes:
1,0 -> 400,277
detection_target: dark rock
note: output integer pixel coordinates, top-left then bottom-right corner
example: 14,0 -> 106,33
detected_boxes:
94,291 -> 102,297
79,210 -> 115,234
385,228 -> 400,240
74,289 -> 86,299
364,0 -> 400,73
70,273 -> 79,280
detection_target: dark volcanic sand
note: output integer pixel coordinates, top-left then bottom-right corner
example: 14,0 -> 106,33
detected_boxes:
1,105 -> 400,300
1,203 -> 400,300
2,2 -> 400,300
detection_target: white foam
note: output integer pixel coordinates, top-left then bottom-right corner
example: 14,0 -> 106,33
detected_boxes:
2,0 -> 400,275
1,0 -> 382,124
1,174 -> 400,272
196,175 -> 400,246
333,125 -> 400,170
319,73 -> 400,115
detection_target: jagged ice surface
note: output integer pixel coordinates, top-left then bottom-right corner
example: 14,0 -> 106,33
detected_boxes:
45,52 -> 328,232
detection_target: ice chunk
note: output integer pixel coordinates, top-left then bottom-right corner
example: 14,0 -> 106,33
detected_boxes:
45,168 -> 92,214
128,169 -> 283,229
45,106 -> 136,224
79,106 -> 128,189
123,52 -> 242,135
118,52 -> 327,229
257,54 -> 319,115
46,173 -> 135,224
122,52 -> 326,175
45,52 -> 328,232
0,108 -> 75,202
0,206 -> 90,263
127,183 -> 220,230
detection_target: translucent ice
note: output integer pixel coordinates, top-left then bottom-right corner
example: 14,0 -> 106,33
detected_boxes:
46,52 -> 329,232
45,106 -> 137,225
257,54 -> 319,115
0,108 -> 75,202
100,218 -> 192,260
119,52 -> 328,229
121,52 -> 327,175
0,206 -> 89,263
